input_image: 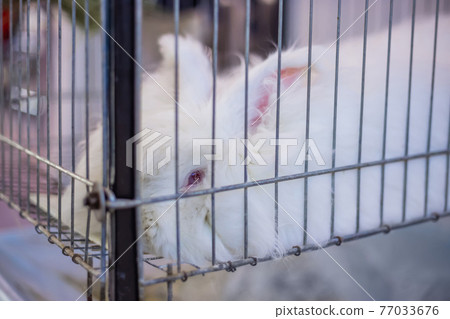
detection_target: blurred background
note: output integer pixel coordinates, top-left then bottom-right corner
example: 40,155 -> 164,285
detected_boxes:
0,0 -> 449,300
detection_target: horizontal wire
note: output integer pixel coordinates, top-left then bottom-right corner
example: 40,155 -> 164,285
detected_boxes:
108,149 -> 450,209
141,211 -> 450,286
0,134 -> 94,187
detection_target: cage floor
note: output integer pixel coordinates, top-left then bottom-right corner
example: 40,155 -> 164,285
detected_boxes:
0,212 -> 449,300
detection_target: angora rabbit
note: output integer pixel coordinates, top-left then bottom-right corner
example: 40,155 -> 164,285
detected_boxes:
39,14 -> 450,267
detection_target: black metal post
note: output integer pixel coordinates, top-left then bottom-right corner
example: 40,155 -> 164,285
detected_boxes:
110,0 -> 139,301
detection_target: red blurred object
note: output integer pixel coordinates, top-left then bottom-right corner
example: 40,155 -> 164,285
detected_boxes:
2,8 -> 10,40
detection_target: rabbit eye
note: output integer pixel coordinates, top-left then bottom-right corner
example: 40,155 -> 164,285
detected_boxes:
186,169 -> 204,188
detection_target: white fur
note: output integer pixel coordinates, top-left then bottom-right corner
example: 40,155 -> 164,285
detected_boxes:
38,16 -> 450,267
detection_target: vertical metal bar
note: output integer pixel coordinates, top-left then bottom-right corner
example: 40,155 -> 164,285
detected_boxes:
46,0 -> 50,230
84,0 -> 92,262
86,257 -> 93,301
36,0 -> 41,223
356,0 -> 369,233
274,0 -> 283,242
134,0 -> 144,301
9,0 -> 13,203
402,0 -> 416,222
17,0 -> 23,209
424,0 -> 440,217
0,0 -> 4,196
330,0 -> 341,238
57,0 -> 62,239
70,0 -> 76,248
111,0 -> 139,301
166,264 -> 173,301
100,0 -> 110,301
211,0 -> 218,265
380,0 -> 394,227
26,0 -> 30,215
303,0 -> 313,245
173,0 -> 181,272
243,0 -> 250,259
446,99 -> 450,212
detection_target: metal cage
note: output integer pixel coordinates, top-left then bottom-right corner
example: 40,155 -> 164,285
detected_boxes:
0,0 -> 449,301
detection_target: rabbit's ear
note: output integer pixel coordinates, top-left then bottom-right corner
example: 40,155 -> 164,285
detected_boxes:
158,34 -> 212,105
246,48 -> 313,128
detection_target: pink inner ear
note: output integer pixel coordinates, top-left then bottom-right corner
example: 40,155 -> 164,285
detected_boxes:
252,67 -> 304,127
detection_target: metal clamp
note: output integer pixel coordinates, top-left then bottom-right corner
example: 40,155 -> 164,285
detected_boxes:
226,261 -> 236,272
83,182 -> 112,222
333,236 -> 343,246
62,246 -> 71,256
34,224 -> 43,234
48,235 -> 57,244
72,254 -> 82,264
83,183 -> 103,210
292,245 -> 302,256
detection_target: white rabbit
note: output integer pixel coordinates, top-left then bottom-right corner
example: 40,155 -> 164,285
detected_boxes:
36,14 -> 450,267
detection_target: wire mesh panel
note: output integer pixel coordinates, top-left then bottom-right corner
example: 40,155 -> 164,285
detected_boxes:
0,0 -> 450,301
131,0 -> 450,300
0,0 -> 108,300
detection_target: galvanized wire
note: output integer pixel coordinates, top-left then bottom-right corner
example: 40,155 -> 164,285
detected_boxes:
424,0 -> 440,217
303,0 -> 313,244
70,0 -> 76,248
174,0 -> 181,273
274,0 -> 283,242
8,0 -> 13,205
84,0 -> 92,262
446,101 -> 450,212
108,150 -> 450,209
402,0 -> 416,222
380,0 -> 394,227
26,0 -> 30,217
18,0 -> 23,209
36,0 -> 41,224
58,0 -> 62,239
0,0 -> 4,196
356,0 -> 369,234
330,0 -> 341,238
210,0 -> 219,266
243,0 -> 250,259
